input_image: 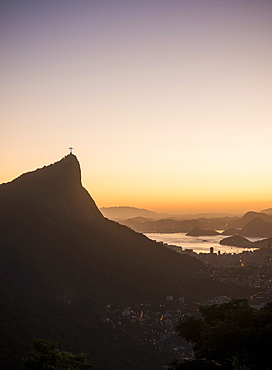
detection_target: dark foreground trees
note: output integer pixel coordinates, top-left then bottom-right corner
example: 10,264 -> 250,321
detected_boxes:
171,299 -> 272,370
23,338 -> 92,369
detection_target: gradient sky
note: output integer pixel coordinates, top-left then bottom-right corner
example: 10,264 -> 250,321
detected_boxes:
1,0 -> 272,214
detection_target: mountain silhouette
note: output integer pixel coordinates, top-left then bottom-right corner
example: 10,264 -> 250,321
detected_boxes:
0,154 -> 252,369
0,154 -> 102,223
0,154 -> 209,304
227,211 -> 272,229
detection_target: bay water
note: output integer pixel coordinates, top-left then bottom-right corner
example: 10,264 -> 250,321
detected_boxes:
144,232 -> 260,254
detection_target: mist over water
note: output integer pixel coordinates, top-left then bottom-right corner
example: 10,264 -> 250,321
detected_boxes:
145,233 -> 260,254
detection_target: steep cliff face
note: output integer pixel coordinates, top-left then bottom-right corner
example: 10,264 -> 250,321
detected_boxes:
0,154 -> 102,222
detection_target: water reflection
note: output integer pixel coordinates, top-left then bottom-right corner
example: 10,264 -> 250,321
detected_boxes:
145,232 -> 259,254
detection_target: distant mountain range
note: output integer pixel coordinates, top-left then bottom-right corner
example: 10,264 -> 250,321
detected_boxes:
100,206 -> 240,221
1,154 -> 247,369
106,208 -> 272,238
120,217 -> 205,233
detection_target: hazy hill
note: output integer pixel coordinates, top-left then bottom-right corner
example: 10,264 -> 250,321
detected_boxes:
100,206 -> 160,220
0,155 -> 252,369
261,208 -> 272,215
240,217 -> 272,237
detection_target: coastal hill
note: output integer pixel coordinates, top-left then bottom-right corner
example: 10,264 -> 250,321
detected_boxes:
241,217 -> 272,237
223,217 -> 272,238
227,211 -> 272,229
219,235 -> 253,248
0,154 -> 247,369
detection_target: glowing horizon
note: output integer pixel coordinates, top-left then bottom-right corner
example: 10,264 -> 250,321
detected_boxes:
1,0 -> 272,215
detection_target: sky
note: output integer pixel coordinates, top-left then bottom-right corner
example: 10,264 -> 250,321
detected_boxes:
1,0 -> 272,214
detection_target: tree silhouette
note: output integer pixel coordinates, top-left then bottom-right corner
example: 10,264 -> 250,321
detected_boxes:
171,299 -> 272,370
23,338 -> 92,369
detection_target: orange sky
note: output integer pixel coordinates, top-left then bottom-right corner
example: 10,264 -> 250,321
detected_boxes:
1,0 -> 272,215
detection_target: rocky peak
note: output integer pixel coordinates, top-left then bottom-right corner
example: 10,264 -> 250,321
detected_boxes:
0,154 -> 103,223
